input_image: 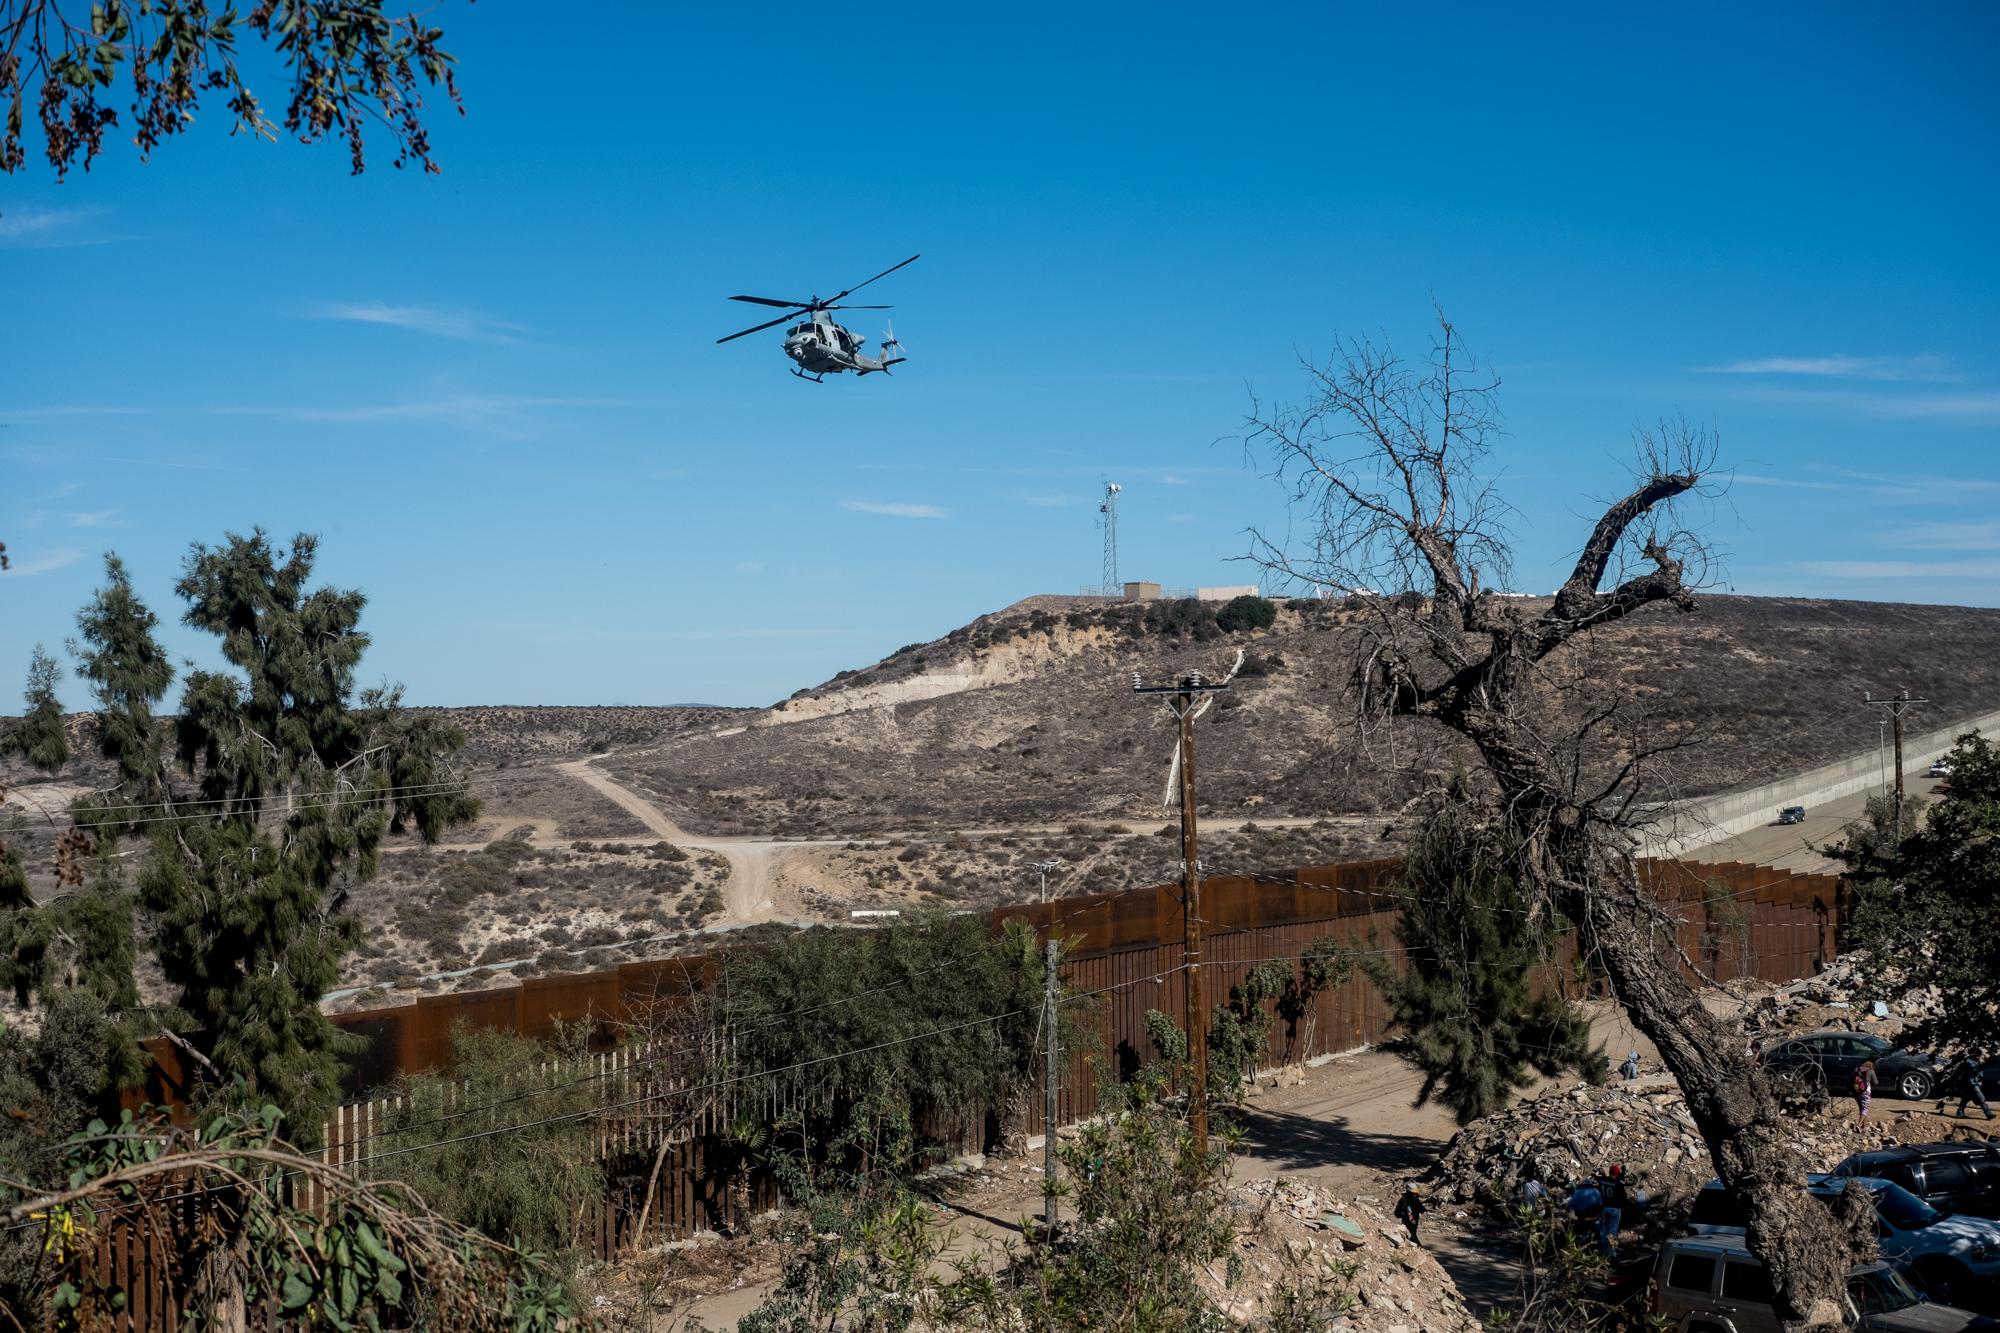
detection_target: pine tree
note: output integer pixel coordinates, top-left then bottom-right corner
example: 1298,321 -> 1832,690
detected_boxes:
1362,801 -> 1602,1125
7,646 -> 70,775
1,636 -> 141,1094
1833,733 -> 2000,1059
130,531 -> 478,1135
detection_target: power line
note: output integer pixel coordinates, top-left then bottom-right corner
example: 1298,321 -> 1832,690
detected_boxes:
1,963 -> 1186,1232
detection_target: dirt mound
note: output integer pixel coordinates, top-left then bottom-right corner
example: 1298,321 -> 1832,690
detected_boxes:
1222,1176 -> 1482,1330
1423,1080 -> 1725,1218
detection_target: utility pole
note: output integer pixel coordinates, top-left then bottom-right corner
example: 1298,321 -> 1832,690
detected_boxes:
1043,937 -> 1061,1235
1035,858 -> 1065,905
1132,669 -> 1229,1154
1862,689 -> 1928,835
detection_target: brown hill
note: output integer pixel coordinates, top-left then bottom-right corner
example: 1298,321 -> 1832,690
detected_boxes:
599,593 -> 2000,837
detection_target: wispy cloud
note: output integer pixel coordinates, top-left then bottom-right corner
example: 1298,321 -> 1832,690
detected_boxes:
0,547 -> 82,577
841,500 -> 950,519
68,510 -> 119,528
1160,473 -> 1193,486
1874,520 -> 2000,551
1020,493 -> 1075,508
1701,354 -> 1959,383
1796,558 -> 2000,580
1734,469 -> 2000,503
0,206 -> 109,248
314,302 -> 526,342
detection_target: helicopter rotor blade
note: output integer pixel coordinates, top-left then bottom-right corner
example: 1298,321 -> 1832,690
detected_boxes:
822,304 -> 893,311
716,310 -> 803,344
824,254 -> 920,305
728,295 -> 811,308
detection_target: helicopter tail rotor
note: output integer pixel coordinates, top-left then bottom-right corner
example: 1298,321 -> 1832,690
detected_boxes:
879,321 -> 906,371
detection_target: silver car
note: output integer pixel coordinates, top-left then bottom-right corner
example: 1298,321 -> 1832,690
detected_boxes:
1653,1234 -> 1995,1331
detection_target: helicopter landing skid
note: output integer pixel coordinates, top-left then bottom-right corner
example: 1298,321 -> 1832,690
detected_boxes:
791,368 -> 827,383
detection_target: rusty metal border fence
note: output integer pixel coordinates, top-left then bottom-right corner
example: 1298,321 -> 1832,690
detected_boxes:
91,855 -> 1839,1329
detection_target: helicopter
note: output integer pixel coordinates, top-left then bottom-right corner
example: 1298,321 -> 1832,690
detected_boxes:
716,254 -> 919,382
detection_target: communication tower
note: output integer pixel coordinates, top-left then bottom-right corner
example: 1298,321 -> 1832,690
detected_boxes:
1099,482 -> 1122,592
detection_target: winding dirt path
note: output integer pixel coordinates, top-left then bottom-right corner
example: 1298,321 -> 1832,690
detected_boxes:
557,759 -> 775,925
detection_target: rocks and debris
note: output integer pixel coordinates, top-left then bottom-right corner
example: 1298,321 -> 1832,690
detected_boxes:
1215,1176 -> 1483,1331
1420,1079 -> 1860,1219
1739,950 -> 1944,1043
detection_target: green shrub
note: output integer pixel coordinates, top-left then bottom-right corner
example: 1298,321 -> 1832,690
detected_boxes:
372,1024 -> 606,1284
1215,593 -> 1277,632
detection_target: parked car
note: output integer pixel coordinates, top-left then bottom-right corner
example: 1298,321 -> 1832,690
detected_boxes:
1652,1232 -> 1997,1330
1763,1029 -> 1942,1100
1931,759 -> 1956,778
1829,1143 -> 2000,1220
1688,1177 -> 2000,1311
1778,805 -> 1808,825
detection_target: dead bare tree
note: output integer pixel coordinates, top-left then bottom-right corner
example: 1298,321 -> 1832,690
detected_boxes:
1245,313 -> 1854,1330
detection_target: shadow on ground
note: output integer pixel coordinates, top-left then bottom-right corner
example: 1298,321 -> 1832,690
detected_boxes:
1235,1103 -> 1445,1179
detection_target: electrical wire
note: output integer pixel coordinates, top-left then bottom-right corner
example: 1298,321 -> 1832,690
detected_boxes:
0,963 -> 1188,1231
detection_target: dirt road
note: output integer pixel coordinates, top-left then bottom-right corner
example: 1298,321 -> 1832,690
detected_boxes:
557,759 -> 775,925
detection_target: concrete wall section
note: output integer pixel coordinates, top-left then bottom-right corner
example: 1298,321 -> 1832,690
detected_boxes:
1656,706 -> 2000,855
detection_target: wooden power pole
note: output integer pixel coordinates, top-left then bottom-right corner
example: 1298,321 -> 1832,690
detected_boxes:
1043,937 -> 1060,1234
1132,669 -> 1229,1154
1862,688 -> 1928,835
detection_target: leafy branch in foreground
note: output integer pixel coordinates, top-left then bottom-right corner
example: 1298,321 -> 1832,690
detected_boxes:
1,0 -> 466,178
0,1103 -> 582,1331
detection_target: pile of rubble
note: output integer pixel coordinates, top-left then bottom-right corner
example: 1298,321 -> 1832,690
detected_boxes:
1422,1077 -> 1866,1218
1211,1176 -> 1483,1331
1738,950 -> 1944,1043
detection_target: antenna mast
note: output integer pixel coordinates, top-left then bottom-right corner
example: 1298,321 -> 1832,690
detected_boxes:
1099,482 -> 1122,593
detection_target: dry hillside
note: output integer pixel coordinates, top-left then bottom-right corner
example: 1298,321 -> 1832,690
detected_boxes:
6,592 -> 1999,996
602,593 -> 2000,838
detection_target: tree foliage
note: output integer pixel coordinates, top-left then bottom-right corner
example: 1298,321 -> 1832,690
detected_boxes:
1214,593 -> 1277,633
372,1024 -> 610,1288
144,533 -> 478,1135
1361,803 -> 1601,1126
1,0 -> 466,178
1245,314 -> 1855,1327
1834,732 -> 2000,1059
3,645 -> 69,774
724,913 -> 1051,1176
19,536 -> 477,1141
0,1102 -> 579,1331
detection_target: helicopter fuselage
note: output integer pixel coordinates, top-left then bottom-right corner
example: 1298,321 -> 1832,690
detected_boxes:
782,312 -> 903,381
715,254 -> 918,382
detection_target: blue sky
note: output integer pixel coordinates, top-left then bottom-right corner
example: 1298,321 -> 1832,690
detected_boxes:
3,3 -> 1997,708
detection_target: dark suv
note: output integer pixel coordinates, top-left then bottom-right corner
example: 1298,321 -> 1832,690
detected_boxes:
1764,1030 -> 1941,1100
1829,1144 -> 2000,1221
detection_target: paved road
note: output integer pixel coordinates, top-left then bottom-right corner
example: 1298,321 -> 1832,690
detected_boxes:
1694,771 -> 1946,873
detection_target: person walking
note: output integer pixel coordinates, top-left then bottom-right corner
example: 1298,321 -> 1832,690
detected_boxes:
1937,1054 -> 1997,1120
1854,1058 -> 1877,1131
1394,1183 -> 1427,1248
